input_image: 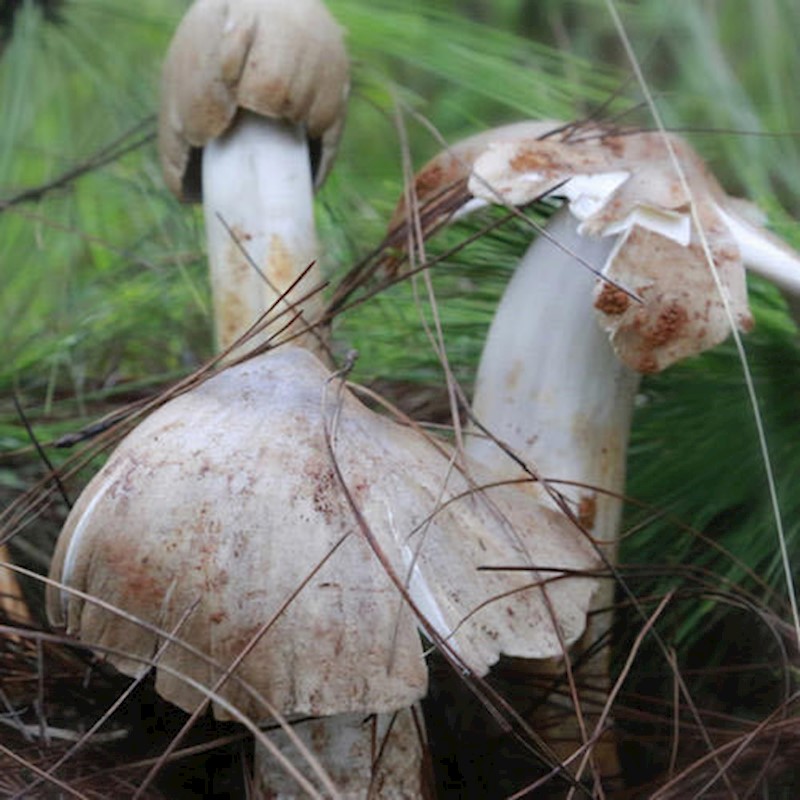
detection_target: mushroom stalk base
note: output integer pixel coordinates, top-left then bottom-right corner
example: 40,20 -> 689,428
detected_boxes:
253,708 -> 430,799
202,111 -> 324,357
466,208 -> 641,779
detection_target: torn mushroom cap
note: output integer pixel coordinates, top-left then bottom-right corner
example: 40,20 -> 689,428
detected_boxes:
388,120 -> 562,235
158,0 -> 349,201
468,126 -> 800,372
395,122 -> 800,373
47,347 -> 598,722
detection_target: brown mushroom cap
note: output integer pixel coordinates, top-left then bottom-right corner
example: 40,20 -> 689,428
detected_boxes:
158,0 -> 349,201
47,347 -> 597,722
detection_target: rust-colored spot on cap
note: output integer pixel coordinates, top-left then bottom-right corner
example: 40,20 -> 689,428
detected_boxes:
635,353 -> 660,374
594,283 -> 631,316
508,145 -> 561,174
644,301 -> 689,348
414,161 -> 447,197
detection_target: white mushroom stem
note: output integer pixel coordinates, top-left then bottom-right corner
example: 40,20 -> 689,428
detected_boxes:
255,709 -> 428,799
203,121 -> 425,793
254,711 -> 428,799
465,207 -> 640,772
202,110 -> 324,356
201,107 -> 434,798
468,208 -> 640,541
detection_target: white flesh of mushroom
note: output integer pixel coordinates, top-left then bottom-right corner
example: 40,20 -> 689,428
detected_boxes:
467,207 -> 640,544
254,710 -> 426,798
202,111 -> 325,356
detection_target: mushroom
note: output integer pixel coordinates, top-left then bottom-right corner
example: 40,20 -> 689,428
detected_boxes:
46,346 -> 599,795
46,4 -> 603,794
158,0 -> 349,355
387,120 -> 800,779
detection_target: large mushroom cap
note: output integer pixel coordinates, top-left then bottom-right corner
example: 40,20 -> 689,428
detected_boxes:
159,0 -> 349,201
47,347 -> 598,722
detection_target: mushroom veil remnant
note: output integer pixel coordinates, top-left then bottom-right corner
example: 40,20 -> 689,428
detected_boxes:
387,120 -> 800,781
158,0 -> 350,355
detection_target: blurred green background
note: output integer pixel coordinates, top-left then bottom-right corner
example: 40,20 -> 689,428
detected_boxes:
1,0 -> 799,793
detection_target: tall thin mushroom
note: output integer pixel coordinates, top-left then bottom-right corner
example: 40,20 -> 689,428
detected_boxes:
387,120 -> 800,781
158,0 -> 349,356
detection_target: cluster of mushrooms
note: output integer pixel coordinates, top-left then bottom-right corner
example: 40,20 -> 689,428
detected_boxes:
43,0 -> 800,797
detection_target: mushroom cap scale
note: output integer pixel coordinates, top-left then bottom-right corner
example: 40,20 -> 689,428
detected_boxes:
47,347 -> 598,721
159,0 -> 349,200
595,218 -> 750,372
